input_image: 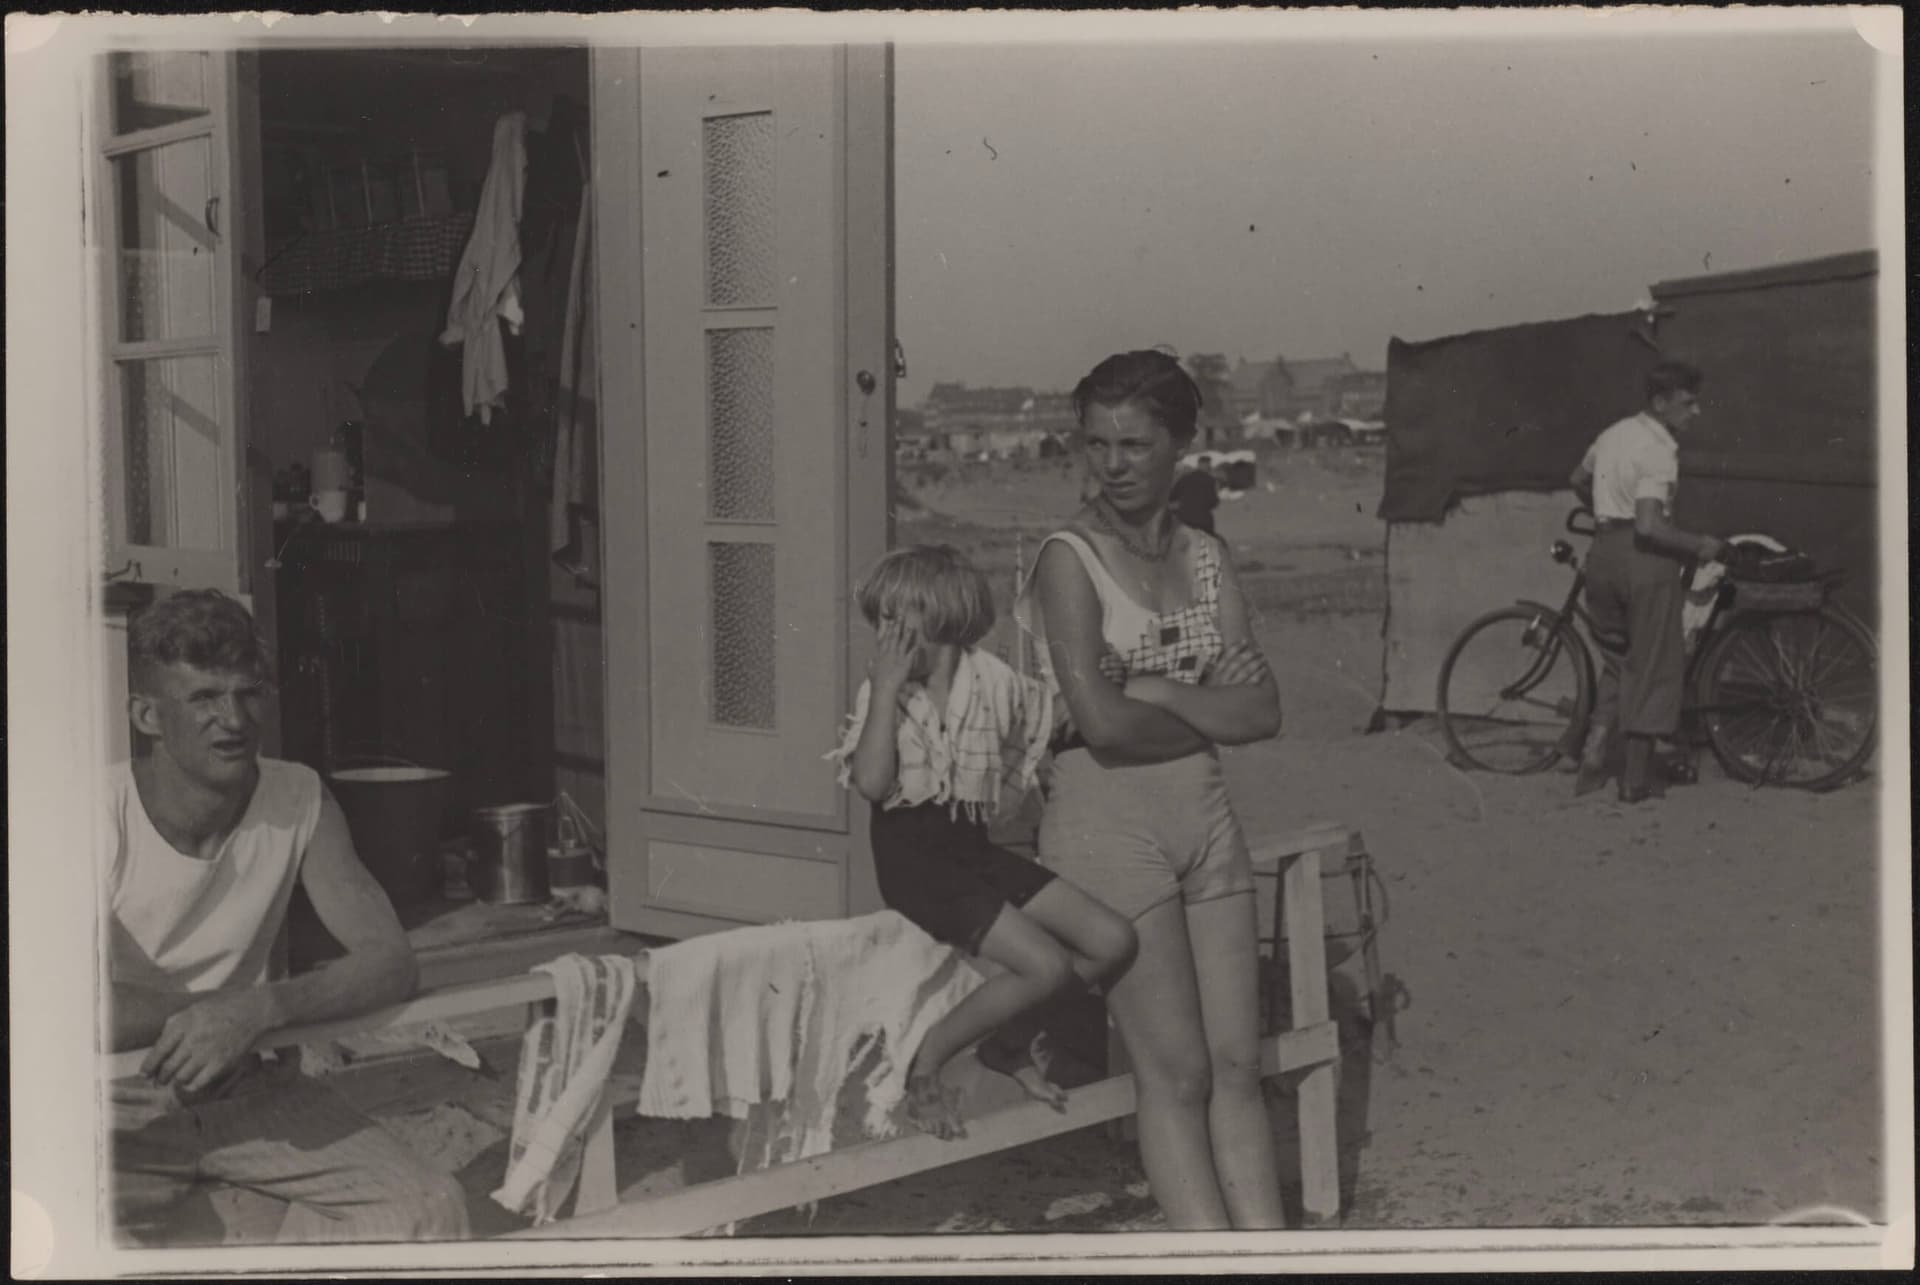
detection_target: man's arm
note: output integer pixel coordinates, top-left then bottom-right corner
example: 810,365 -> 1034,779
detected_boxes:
1569,460 -> 1594,507
141,791 -> 418,1093
111,982 -> 202,1052
1633,496 -> 1724,563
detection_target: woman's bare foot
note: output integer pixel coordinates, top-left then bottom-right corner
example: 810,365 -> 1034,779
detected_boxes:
904,1069 -> 967,1140
975,1032 -> 1069,1113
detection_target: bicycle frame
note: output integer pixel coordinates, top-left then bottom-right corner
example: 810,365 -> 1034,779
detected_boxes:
1521,511 -> 1828,749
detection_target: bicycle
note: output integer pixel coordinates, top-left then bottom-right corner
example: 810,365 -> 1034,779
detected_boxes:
1434,507 -> 1877,791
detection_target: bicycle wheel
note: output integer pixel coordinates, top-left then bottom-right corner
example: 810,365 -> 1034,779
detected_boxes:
1696,605 -> 1877,790
1437,606 -> 1593,774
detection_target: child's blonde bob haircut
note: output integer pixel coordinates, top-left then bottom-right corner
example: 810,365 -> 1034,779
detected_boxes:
854,544 -> 996,648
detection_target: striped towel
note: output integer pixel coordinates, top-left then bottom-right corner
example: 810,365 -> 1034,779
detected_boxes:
491,953 -> 641,1223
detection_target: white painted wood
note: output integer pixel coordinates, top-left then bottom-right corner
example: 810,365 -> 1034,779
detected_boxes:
91,49 -> 244,591
641,839 -> 842,924
1285,844 -> 1341,1222
602,45 -> 892,940
639,45 -> 845,824
507,1027 -> 1314,1240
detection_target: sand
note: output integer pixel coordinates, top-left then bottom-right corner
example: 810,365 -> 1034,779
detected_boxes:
344,447 -> 1884,1233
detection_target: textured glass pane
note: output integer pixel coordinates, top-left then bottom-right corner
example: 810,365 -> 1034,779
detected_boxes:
110,51 -> 212,135
703,112 -> 775,308
710,542 -> 776,729
708,328 -> 775,521
120,355 -> 222,549
115,138 -> 217,343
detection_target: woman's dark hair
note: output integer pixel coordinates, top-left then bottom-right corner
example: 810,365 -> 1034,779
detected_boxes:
128,589 -> 273,694
1071,350 -> 1205,444
1644,360 -> 1703,403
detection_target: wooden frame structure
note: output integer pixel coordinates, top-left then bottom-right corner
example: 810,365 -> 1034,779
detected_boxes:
107,825 -> 1362,1236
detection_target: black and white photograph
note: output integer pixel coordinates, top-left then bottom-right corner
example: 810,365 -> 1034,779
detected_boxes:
6,6 -> 1910,1277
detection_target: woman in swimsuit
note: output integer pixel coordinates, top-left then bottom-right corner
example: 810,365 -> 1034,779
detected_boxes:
1015,349 -> 1286,1229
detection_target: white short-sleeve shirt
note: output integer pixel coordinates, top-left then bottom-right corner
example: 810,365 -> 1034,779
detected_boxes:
1581,411 -> 1678,521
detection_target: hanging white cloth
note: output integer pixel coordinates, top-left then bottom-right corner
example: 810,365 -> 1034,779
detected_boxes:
491,953 -> 641,1223
441,112 -> 528,426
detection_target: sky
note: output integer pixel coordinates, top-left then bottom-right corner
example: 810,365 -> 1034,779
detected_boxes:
892,25 -> 1882,405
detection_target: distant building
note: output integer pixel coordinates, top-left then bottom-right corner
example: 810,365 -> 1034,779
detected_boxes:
1228,358 -> 1293,421
916,382 -> 1077,460
1332,370 -> 1388,420
1274,353 -> 1361,423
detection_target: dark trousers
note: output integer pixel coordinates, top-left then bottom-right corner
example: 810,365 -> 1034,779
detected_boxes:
1583,527 -> 1688,738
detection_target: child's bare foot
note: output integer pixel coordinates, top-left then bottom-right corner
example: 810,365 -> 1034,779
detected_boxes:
904,1070 -> 966,1140
976,1033 -> 1068,1113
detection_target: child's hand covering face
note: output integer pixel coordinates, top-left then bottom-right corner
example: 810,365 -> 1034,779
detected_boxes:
870,613 -> 921,689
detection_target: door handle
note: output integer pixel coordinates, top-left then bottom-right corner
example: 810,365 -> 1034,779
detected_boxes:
205,196 -> 221,237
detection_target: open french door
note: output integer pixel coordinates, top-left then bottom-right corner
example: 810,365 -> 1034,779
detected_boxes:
594,45 -> 893,938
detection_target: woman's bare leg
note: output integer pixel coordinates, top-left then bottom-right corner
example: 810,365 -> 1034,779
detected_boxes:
1103,896 -> 1231,1229
1186,889 -> 1286,1228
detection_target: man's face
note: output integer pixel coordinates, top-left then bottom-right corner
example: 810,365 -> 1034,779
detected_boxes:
1651,389 -> 1702,434
132,663 -> 268,789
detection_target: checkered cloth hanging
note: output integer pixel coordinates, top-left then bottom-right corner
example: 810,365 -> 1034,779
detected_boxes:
261,213 -> 477,297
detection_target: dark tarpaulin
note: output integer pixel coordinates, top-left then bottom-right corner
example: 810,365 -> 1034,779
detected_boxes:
1378,311 -> 1660,523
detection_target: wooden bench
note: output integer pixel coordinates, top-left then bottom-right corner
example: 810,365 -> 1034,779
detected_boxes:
108,825 -> 1357,1236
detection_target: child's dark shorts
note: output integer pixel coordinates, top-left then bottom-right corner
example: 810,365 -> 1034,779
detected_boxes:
870,802 -> 1057,955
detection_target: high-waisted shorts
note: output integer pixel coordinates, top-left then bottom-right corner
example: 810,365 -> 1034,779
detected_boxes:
1037,746 -> 1255,921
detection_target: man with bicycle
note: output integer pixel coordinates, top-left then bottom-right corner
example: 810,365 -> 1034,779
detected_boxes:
1568,360 -> 1728,803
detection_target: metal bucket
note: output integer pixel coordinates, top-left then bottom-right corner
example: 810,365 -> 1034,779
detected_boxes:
470,802 -> 551,905
328,761 -> 453,912
545,814 -> 598,891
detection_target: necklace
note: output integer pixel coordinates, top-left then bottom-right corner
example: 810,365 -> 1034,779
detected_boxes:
1087,496 -> 1175,563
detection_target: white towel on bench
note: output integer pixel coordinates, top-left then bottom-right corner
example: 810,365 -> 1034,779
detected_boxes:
639,911 -> 981,1158
492,953 -> 641,1222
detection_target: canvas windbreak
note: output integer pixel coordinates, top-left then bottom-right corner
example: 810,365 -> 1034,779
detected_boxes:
1378,311 -> 1659,523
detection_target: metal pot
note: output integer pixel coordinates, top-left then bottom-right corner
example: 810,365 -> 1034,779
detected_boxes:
469,802 -> 551,905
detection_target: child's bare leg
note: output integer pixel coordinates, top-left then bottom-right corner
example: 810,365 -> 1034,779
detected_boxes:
904,907 -> 1077,1137
972,881 -> 1139,1109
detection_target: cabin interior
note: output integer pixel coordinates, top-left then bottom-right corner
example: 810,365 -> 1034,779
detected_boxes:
100,40 -> 903,990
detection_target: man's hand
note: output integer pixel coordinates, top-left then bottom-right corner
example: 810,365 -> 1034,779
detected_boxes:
141,988 -> 275,1096
1204,641 -> 1271,688
1701,536 -> 1729,564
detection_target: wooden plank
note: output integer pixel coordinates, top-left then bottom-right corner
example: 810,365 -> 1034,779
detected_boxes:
1285,844 -> 1340,1223
573,1093 -> 619,1218
1246,823 -> 1361,873
507,1027 -> 1318,1240
105,958 -> 652,1080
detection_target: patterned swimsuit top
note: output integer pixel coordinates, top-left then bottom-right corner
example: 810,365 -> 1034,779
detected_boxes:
1016,527 -> 1227,691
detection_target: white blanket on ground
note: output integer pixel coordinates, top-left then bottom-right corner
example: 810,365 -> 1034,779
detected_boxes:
492,953 -> 641,1223
638,911 -> 982,1160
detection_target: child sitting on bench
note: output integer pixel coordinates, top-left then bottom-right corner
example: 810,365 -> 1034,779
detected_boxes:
829,545 -> 1138,1138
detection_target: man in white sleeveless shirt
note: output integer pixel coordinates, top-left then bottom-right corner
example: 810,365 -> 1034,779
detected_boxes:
107,590 -> 469,1245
